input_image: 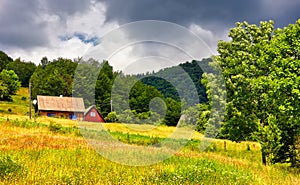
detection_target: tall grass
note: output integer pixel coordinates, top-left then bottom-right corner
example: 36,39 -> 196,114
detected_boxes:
0,88 -> 299,184
0,118 -> 299,184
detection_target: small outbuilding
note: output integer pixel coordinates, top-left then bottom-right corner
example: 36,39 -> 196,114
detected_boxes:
84,105 -> 105,123
37,95 -> 85,120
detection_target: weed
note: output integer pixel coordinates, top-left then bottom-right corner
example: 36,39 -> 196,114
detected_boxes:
0,155 -> 23,179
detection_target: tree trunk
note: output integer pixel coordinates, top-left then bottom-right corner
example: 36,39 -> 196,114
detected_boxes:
262,150 -> 267,165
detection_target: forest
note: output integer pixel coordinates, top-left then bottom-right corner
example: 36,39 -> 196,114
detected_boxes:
0,19 -> 300,167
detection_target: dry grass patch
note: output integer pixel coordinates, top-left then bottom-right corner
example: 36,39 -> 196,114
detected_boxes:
0,123 -> 87,151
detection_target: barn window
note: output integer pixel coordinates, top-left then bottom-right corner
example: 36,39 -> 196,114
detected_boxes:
90,112 -> 96,117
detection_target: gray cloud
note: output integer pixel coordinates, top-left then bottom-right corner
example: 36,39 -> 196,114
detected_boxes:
41,0 -> 91,20
99,0 -> 300,34
1,0 -> 299,61
0,0 -> 47,48
0,0 -> 93,49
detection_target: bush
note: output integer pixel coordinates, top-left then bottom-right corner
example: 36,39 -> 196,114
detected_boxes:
0,155 -> 23,178
105,112 -> 118,123
49,122 -> 63,133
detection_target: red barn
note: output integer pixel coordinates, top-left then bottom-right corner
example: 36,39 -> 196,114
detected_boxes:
84,105 -> 105,122
37,95 -> 85,120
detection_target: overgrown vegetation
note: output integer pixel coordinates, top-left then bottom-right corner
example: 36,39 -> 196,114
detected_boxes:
0,116 -> 299,184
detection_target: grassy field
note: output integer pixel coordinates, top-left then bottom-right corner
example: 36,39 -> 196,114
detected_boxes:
0,88 -> 299,184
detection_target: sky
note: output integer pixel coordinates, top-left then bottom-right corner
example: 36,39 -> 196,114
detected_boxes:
0,0 -> 299,73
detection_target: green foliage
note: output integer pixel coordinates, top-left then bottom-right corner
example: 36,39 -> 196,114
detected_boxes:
95,61 -> 118,116
129,81 -> 162,113
140,59 -> 209,104
30,56 -> 209,127
117,109 -> 135,123
0,155 -> 23,179
217,21 -> 275,142
72,58 -> 101,106
105,111 -> 118,123
163,98 -> 181,126
0,50 -> 13,72
255,115 -> 284,164
40,56 -> 50,69
182,104 -> 210,132
30,58 -> 78,98
49,122 -> 63,133
0,70 -> 21,101
216,20 -> 300,166
6,58 -> 36,87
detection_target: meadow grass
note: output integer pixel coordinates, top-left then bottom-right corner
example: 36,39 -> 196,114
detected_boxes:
0,117 -> 299,184
0,88 -> 299,184
0,88 -> 30,116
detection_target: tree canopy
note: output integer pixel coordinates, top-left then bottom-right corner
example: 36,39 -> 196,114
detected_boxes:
6,58 -> 37,87
216,20 -> 300,166
0,51 -> 13,72
0,70 -> 21,101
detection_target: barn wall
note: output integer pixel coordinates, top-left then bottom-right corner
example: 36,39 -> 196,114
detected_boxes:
84,108 -> 105,122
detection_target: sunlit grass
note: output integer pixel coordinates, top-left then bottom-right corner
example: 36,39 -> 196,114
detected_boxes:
0,88 -> 299,184
0,88 -> 30,116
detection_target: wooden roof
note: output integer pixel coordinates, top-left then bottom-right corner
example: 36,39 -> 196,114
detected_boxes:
37,95 -> 85,112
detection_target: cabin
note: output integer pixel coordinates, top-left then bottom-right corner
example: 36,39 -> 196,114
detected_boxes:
84,105 -> 105,122
37,95 -> 85,120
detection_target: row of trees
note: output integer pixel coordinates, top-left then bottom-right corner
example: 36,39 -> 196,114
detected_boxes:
0,50 -> 207,128
30,57 -> 184,126
0,51 -> 35,100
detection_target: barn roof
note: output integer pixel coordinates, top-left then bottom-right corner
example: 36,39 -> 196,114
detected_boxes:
37,95 -> 85,112
84,105 -> 96,116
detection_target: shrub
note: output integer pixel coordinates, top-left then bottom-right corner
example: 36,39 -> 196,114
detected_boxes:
105,112 -> 118,123
0,155 -> 23,178
49,122 -> 63,133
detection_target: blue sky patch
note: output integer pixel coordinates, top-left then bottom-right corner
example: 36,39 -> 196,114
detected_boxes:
59,32 -> 100,46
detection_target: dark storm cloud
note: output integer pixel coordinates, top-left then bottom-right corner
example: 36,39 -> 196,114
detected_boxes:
1,0 -> 299,51
0,0 -> 92,49
99,0 -> 300,34
42,0 -> 91,20
0,0 -> 47,48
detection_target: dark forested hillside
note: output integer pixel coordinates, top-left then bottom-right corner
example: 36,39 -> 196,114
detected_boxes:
139,58 -> 211,106
0,50 -> 13,72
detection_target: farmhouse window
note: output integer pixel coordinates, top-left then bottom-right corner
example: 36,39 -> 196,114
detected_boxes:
47,113 -> 56,117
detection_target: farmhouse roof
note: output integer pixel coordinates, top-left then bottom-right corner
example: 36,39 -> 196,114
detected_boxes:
37,95 -> 85,112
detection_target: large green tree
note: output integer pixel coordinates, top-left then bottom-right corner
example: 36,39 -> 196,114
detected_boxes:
217,20 -> 300,166
30,58 -> 77,98
95,61 -> 118,117
72,58 -> 101,107
0,70 -> 21,101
